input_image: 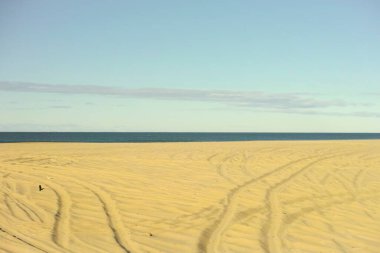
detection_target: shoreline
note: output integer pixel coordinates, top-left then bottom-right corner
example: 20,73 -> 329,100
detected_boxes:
1,138 -> 380,144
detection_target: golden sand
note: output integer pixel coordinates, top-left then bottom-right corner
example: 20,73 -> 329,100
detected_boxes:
0,141 -> 379,253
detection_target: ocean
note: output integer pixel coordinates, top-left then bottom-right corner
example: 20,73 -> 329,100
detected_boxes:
0,132 -> 380,143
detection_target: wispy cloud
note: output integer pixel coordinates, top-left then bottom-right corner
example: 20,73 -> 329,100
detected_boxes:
0,81 -> 356,111
49,105 -> 71,109
260,109 -> 380,118
0,123 -> 83,132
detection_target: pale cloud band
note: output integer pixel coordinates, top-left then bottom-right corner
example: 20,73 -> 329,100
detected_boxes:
0,81 -> 357,111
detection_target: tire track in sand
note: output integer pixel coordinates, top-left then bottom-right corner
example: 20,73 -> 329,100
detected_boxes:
0,226 -> 49,253
264,154 -> 341,253
3,168 -> 139,253
87,186 -> 136,253
199,154 -> 324,253
6,172 -> 73,249
1,175 -> 44,223
49,185 -> 71,249
41,171 -> 142,253
1,171 -> 73,251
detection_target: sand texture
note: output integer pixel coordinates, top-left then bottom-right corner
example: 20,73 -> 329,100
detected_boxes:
0,141 -> 380,253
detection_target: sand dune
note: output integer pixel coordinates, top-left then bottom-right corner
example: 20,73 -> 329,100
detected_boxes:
1,141 -> 379,253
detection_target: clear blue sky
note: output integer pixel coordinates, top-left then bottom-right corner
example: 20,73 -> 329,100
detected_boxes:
1,0 -> 379,132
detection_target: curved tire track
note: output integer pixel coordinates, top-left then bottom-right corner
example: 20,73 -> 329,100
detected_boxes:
0,170 -> 74,252
199,154 -> 323,253
37,171 -> 142,253
264,155 -> 340,253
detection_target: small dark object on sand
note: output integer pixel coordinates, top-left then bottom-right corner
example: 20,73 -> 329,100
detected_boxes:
39,185 -> 44,191
149,233 -> 153,237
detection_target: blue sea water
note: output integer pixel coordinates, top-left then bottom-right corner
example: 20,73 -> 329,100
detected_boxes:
0,132 -> 380,143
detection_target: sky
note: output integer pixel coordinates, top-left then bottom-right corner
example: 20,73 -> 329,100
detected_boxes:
0,0 -> 379,132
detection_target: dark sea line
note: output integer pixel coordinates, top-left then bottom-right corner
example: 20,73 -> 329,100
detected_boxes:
0,132 -> 380,143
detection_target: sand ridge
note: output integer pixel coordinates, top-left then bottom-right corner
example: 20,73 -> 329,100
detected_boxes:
0,141 -> 379,252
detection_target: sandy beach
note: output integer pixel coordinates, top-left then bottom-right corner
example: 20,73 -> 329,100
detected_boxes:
0,140 -> 379,253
